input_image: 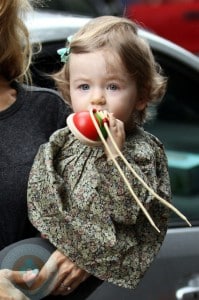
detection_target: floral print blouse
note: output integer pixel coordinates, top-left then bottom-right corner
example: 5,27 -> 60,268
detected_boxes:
27,125 -> 171,289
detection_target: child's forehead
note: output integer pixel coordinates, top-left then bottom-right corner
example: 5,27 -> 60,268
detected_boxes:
102,49 -> 125,72
70,48 -> 126,74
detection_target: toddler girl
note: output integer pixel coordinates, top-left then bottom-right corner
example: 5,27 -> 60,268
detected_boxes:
27,16 -> 171,289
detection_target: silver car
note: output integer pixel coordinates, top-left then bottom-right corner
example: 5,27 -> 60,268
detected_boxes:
27,10 -> 199,300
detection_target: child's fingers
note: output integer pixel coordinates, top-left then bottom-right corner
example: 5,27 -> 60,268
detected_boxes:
108,113 -> 117,128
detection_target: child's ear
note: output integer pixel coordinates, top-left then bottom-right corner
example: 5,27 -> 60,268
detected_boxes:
136,99 -> 147,111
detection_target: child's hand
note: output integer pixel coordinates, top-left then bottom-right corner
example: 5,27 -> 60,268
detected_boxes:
105,113 -> 125,160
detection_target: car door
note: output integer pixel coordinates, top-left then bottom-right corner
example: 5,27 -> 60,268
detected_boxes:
126,1 -> 199,54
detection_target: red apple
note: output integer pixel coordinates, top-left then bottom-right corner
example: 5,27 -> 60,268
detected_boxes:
73,111 -> 99,141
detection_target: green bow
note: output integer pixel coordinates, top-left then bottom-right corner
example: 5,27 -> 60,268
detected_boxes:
57,35 -> 73,63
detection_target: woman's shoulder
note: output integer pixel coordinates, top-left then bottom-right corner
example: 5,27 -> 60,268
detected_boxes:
21,84 -> 66,105
13,82 -> 71,130
20,82 -> 71,116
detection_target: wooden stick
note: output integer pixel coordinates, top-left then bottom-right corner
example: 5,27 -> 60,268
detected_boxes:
90,109 -> 161,232
91,109 -> 191,229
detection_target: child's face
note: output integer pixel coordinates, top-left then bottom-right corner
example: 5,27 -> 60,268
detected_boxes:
69,50 -> 144,125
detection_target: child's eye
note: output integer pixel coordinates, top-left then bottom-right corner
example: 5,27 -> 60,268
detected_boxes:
79,84 -> 89,90
107,84 -> 118,90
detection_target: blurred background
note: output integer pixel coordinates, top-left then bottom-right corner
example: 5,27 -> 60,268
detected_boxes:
38,0 -> 199,55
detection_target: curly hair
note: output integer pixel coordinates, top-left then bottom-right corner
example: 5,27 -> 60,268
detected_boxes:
53,16 -> 167,124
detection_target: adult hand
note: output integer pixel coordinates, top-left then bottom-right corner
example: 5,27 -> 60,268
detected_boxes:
0,269 -> 37,300
51,250 -> 90,296
31,250 -> 90,296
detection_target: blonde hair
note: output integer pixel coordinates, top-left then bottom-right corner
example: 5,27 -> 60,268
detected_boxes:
54,16 -> 167,124
0,0 -> 35,83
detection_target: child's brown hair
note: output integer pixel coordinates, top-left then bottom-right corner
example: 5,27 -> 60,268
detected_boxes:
54,15 -> 167,124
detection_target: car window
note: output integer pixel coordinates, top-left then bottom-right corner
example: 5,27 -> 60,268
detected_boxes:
38,0 -> 122,17
39,0 -> 97,16
144,51 -> 199,227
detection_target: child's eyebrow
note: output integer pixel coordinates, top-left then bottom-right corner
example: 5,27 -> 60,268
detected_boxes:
106,75 -> 127,83
72,77 -> 90,83
106,73 -> 126,81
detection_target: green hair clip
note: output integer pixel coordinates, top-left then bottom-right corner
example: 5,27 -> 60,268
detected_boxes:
57,35 -> 73,63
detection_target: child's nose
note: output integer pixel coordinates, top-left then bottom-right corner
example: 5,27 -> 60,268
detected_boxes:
90,96 -> 106,105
